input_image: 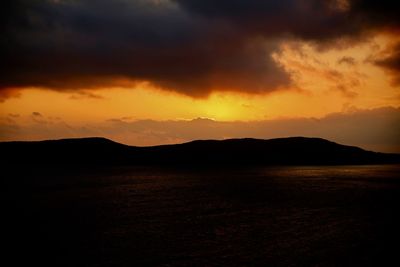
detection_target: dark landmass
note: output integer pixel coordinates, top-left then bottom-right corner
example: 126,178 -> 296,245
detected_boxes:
2,138 -> 400,266
1,137 -> 399,166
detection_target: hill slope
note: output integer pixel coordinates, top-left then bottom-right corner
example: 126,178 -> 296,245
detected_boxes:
1,137 -> 399,166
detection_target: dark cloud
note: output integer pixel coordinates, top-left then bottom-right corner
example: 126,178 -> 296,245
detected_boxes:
175,0 -> 358,41
373,42 -> 400,86
338,56 -> 357,65
32,112 -> 42,117
8,113 -> 20,118
0,0 -> 290,97
1,0 -> 399,98
69,91 -> 104,100
176,0 -> 400,33
349,0 -> 400,30
0,88 -> 21,102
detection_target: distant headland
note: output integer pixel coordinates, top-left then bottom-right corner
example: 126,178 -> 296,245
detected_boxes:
1,137 -> 399,166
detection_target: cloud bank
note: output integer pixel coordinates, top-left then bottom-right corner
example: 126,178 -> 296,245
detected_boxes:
1,0 -> 399,98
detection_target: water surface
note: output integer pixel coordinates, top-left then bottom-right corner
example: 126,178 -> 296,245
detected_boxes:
3,165 -> 400,266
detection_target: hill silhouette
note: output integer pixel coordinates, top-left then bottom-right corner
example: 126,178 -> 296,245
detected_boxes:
1,137 -> 399,166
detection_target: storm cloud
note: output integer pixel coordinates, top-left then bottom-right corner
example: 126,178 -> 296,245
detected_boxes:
1,0 -> 399,97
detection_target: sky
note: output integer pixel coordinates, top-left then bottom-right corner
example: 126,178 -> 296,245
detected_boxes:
1,0 -> 399,152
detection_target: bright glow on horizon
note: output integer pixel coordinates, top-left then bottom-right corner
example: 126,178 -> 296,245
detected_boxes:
1,34 -> 399,152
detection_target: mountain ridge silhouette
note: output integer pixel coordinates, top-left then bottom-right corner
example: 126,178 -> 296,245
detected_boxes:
1,137 -> 399,166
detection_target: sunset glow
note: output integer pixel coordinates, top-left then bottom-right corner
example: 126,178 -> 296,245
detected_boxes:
3,3 -> 400,266
1,0 -> 399,152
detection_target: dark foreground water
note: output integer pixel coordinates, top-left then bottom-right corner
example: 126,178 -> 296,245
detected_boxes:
3,165 -> 400,266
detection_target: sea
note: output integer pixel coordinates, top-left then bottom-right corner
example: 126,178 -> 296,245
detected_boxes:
3,164 -> 400,266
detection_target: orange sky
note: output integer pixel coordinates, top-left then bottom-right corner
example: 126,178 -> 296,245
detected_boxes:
1,1 -> 399,152
1,34 -> 399,123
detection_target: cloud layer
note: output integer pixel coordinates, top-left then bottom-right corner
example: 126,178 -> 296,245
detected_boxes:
1,106 -> 399,153
1,0 -> 399,97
